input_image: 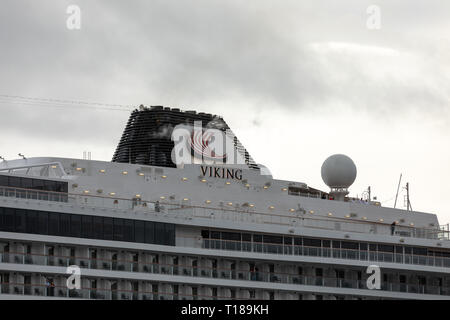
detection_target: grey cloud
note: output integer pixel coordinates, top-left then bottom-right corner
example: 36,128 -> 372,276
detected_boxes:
0,0 -> 449,149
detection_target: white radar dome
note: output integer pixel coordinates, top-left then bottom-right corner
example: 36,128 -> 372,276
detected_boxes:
321,154 -> 357,188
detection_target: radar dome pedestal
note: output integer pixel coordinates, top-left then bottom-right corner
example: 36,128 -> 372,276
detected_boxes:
321,154 -> 357,201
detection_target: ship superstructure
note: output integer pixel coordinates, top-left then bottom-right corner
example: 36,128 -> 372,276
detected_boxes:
0,106 -> 449,300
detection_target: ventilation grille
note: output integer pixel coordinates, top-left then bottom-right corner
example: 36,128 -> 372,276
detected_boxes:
112,106 -> 260,169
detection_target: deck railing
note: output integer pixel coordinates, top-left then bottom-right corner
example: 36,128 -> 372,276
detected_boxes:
0,281 -> 243,300
0,250 -> 449,297
0,185 -> 448,242
199,238 -> 450,268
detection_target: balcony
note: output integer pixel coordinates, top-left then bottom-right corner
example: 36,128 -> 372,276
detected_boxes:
201,238 -> 450,269
0,281 -> 249,300
0,250 -> 449,298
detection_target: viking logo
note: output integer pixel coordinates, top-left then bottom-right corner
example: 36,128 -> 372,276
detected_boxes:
171,121 -> 246,166
189,128 -> 227,162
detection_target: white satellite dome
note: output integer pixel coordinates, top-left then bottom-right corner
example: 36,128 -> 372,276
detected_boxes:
321,154 -> 357,188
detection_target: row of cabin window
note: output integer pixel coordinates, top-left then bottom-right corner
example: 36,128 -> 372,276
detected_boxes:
0,175 -> 68,193
201,230 -> 438,257
0,207 -> 175,246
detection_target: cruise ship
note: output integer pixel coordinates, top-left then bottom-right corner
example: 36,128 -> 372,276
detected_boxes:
0,105 -> 449,300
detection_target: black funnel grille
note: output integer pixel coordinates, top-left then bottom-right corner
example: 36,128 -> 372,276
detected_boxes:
112,106 -> 259,169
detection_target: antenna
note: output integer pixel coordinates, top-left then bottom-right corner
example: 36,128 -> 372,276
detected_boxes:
394,173 -> 402,209
83,151 -> 92,160
405,182 -> 413,211
361,186 -> 371,202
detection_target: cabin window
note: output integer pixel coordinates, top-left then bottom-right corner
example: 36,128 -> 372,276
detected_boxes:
70,215 -> 81,237
123,219 -> 134,242
59,214 -> 70,236
263,235 -> 283,244
113,218 -> 124,241
0,206 -> 175,246
341,241 -> 358,250
81,215 -> 93,238
134,220 -> 145,243
93,216 -> 103,239
303,237 -> 321,247
144,221 -> 154,244
103,217 -> 113,240
48,212 -> 59,235
0,175 -> 68,194
37,211 -> 48,235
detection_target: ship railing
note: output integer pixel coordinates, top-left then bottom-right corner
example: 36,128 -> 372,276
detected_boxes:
287,191 -> 321,198
0,184 -> 448,241
1,248 -> 450,296
0,185 -> 69,203
0,162 -> 66,177
198,237 -> 450,268
0,281 -> 245,300
0,185 -> 196,216
182,205 -> 449,241
0,185 -> 172,212
0,281 -> 442,299
0,267 -> 448,298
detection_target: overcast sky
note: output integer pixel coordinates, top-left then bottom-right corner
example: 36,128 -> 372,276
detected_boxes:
1,1 -> 449,223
